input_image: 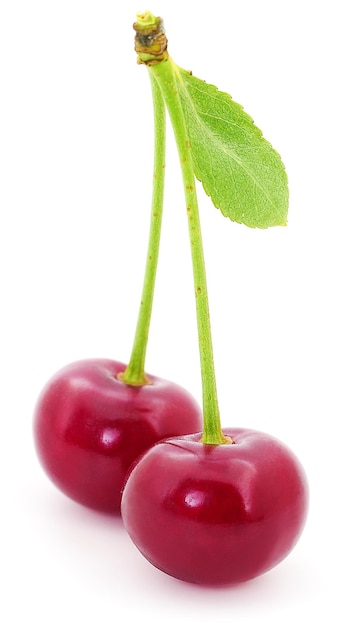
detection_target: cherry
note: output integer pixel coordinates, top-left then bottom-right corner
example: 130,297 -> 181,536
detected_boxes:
121,428 -> 308,584
33,358 -> 202,513
32,57 -> 203,513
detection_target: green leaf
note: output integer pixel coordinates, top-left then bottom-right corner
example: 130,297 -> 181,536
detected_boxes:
174,66 -> 289,229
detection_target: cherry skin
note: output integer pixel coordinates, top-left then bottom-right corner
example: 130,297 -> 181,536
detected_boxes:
33,358 -> 202,513
121,428 -> 308,585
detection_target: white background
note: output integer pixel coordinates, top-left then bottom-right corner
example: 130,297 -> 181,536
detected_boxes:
1,1 -> 350,624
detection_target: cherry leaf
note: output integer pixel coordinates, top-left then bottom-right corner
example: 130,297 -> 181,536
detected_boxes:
175,66 -> 289,229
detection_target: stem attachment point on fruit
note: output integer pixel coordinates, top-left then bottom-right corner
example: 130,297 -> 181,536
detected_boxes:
117,371 -> 152,387
200,434 -> 234,445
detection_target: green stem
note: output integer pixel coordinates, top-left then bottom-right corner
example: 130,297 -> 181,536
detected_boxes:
120,75 -> 166,386
151,58 -> 228,444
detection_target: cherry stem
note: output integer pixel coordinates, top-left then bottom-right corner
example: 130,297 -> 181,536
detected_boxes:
120,75 -> 166,386
150,58 -> 227,445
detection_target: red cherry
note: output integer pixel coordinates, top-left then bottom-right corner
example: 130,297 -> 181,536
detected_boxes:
33,358 -> 202,513
121,428 -> 308,584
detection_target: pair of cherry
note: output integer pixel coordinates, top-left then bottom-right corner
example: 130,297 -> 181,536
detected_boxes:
33,356 -> 307,586
33,11 -> 308,587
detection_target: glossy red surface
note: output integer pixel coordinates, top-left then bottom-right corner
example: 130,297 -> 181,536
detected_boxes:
121,428 -> 308,584
33,359 -> 202,513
